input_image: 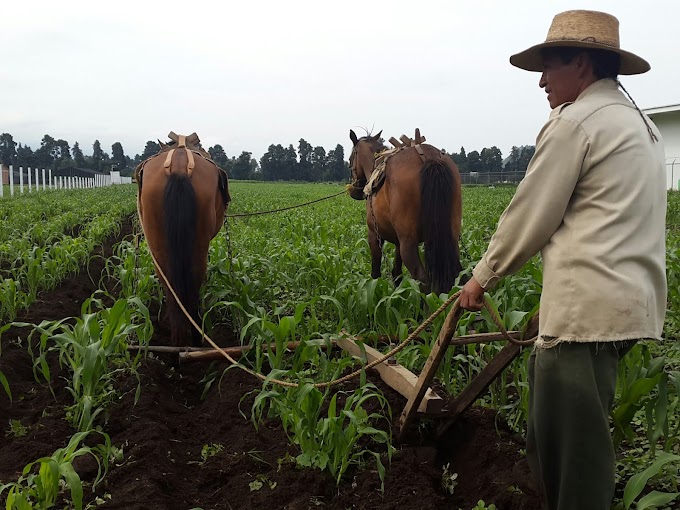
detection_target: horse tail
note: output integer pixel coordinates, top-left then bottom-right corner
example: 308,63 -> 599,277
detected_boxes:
421,159 -> 462,294
163,172 -> 198,344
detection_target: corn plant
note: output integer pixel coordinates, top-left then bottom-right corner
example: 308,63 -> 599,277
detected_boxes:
0,430 -> 113,510
22,297 -> 152,431
0,186 -> 136,323
613,344 -> 669,451
622,452 -> 680,510
250,374 -> 394,489
0,278 -> 27,322
0,370 -> 10,402
102,238 -> 161,305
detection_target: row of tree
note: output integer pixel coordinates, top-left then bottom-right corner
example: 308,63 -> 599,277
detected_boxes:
448,145 -> 536,175
0,133 -> 130,175
0,132 -> 535,182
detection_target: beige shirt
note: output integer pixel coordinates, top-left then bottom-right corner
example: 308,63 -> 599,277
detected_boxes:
473,79 -> 667,347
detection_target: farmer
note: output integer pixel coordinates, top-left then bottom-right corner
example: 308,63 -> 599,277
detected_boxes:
459,10 -> 667,510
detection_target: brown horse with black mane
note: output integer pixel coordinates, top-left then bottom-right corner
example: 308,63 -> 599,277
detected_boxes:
349,129 -> 463,294
136,132 -> 230,346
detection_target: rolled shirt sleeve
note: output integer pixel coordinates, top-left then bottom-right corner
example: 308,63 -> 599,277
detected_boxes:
473,114 -> 590,289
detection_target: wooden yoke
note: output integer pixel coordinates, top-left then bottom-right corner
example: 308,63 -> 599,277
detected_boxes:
387,128 -> 428,163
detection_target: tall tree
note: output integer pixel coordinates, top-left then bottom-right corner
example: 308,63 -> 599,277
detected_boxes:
326,144 -> 348,182
466,150 -> 482,174
16,144 -> 36,168
480,146 -> 502,173
232,151 -> 253,180
311,146 -> 327,182
111,142 -> 126,171
0,133 -> 17,166
55,139 -> 71,168
517,146 -> 536,174
72,142 -> 86,167
283,144 -> 298,181
34,134 -> 56,169
249,157 -> 259,178
208,144 -> 229,170
260,144 -> 285,181
505,146 -> 522,174
141,141 -> 161,160
297,138 -> 313,181
451,146 -> 468,173
92,140 -> 104,172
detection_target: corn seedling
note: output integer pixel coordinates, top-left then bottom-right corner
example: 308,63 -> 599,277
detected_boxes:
0,430 -> 113,510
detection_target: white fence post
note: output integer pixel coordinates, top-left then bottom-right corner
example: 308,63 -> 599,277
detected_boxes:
19,166 -> 24,194
49,169 -> 53,189
27,166 -> 32,192
42,168 -> 46,191
35,168 -> 39,191
9,165 -> 14,196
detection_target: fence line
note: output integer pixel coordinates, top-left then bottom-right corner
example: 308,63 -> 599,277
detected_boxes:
1,166 -> 132,198
460,171 -> 527,185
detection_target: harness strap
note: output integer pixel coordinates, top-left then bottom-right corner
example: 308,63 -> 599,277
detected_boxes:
163,147 -> 196,177
163,149 -> 176,175
186,149 -> 195,176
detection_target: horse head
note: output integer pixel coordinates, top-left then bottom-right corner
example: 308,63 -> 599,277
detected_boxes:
348,129 -> 384,200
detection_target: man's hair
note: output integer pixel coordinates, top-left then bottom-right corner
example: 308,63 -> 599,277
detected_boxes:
541,47 -> 621,79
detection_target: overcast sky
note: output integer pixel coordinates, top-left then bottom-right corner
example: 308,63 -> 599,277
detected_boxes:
2,0 -> 678,162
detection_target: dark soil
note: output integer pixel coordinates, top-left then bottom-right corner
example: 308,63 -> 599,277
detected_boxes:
0,217 -> 542,510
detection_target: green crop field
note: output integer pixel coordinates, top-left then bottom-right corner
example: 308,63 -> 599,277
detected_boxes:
0,182 -> 678,509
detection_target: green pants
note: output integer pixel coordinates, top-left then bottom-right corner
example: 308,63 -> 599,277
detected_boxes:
527,341 -> 634,510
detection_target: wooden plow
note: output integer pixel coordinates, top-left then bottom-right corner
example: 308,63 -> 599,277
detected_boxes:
131,307 -> 538,442
397,309 -> 538,441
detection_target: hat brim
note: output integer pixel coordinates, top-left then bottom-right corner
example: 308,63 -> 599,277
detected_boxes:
510,40 -> 650,75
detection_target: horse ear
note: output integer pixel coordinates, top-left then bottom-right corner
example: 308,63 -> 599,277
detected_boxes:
158,140 -> 167,148
349,129 -> 358,146
373,130 -> 382,141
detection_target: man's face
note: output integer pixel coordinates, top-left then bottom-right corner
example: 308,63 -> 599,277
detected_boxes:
539,53 -> 584,109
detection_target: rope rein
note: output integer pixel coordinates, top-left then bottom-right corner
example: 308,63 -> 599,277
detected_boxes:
225,189 -> 347,218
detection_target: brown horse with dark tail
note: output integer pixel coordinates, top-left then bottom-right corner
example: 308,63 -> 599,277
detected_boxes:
136,132 -> 230,346
349,129 -> 463,294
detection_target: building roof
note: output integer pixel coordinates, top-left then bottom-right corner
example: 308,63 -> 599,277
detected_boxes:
643,104 -> 680,116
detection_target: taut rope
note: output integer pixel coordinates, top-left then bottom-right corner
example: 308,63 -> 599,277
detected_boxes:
225,189 -> 347,218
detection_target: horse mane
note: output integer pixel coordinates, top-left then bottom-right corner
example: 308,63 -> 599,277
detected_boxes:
358,134 -> 387,153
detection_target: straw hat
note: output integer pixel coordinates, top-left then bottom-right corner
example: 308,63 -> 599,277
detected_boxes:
510,10 -> 650,75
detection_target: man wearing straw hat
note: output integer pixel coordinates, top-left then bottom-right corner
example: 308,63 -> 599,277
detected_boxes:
459,9 -> 667,510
